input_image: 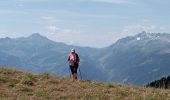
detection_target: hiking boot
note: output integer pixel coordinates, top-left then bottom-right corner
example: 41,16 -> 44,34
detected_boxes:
74,73 -> 77,80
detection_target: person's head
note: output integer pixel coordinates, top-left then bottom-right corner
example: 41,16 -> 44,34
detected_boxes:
71,49 -> 75,53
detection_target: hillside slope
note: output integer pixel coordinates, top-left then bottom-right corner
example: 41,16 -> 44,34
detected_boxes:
101,32 -> 170,85
0,67 -> 170,100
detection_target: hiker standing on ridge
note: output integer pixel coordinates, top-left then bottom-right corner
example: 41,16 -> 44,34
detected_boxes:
68,49 -> 80,80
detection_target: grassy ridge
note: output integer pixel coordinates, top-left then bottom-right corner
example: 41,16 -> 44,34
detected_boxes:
0,67 -> 170,100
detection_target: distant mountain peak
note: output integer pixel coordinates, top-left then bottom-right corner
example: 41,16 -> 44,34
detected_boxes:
115,32 -> 170,45
0,37 -> 11,42
136,32 -> 170,41
28,33 -> 48,40
30,33 -> 42,37
137,32 -> 160,37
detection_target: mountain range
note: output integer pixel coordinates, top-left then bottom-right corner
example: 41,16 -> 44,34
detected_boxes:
0,32 -> 170,85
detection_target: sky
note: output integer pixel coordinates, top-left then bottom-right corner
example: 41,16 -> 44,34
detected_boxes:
0,0 -> 170,48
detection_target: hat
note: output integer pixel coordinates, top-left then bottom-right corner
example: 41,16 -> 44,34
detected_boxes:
71,49 -> 75,53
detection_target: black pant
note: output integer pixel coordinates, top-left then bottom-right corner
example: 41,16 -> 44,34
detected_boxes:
69,63 -> 78,74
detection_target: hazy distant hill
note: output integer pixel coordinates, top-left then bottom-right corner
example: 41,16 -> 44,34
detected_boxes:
0,33 -> 106,81
0,32 -> 170,85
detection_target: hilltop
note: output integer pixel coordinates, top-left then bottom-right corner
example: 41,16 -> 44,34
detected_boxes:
0,67 -> 170,100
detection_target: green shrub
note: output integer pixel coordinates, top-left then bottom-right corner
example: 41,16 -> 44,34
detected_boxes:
42,72 -> 50,79
106,83 -> 115,88
21,73 -> 36,86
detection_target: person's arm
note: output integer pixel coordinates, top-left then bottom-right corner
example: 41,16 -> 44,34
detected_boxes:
67,54 -> 70,62
76,54 -> 80,63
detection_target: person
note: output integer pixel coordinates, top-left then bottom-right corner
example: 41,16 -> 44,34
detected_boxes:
67,49 -> 80,80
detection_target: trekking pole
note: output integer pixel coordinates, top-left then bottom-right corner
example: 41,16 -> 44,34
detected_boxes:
68,66 -> 71,79
78,66 -> 82,80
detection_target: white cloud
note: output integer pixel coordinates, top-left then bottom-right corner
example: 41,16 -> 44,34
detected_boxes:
120,23 -> 167,37
41,16 -> 54,20
159,26 -> 166,30
42,9 -> 121,19
41,16 -> 63,23
0,30 -> 9,37
45,25 -> 82,36
17,0 -> 135,5
45,25 -> 60,34
0,9 -> 28,14
43,25 -> 115,48
0,30 -> 8,33
80,0 -> 136,5
0,30 -> 25,38
43,21 -> 169,48
17,0 -> 49,2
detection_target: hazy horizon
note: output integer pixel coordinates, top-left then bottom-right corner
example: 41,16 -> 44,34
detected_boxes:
0,0 -> 170,47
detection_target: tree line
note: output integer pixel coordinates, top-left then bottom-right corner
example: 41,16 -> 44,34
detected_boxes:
146,76 -> 170,89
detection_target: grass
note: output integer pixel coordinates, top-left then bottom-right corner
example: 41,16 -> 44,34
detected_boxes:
0,67 -> 170,100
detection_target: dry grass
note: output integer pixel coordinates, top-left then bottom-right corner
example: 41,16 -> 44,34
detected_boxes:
0,67 -> 170,100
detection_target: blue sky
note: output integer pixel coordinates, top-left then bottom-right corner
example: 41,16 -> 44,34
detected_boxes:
0,0 -> 170,48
